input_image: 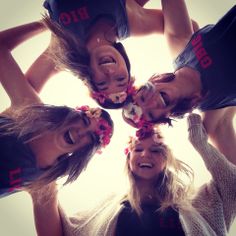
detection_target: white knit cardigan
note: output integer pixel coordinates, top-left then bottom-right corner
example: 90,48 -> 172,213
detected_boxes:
60,114 -> 236,236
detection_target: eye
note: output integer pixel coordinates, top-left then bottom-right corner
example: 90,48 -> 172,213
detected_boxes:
151,146 -> 166,154
148,112 -> 154,120
134,148 -> 143,152
150,148 -> 162,153
116,77 -> 125,82
96,81 -> 107,86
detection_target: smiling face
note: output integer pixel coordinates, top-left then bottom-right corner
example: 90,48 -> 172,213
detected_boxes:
128,135 -> 167,181
52,114 -> 99,156
133,80 -> 178,122
132,72 -> 202,122
89,45 -> 129,95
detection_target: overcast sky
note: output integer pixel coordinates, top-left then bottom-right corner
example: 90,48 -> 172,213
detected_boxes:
0,1 -> 235,235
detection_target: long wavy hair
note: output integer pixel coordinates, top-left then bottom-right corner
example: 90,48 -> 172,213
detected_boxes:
124,132 -> 194,216
1,104 -> 113,187
43,15 -> 131,109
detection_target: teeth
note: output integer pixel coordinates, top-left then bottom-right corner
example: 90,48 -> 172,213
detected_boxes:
139,163 -> 153,168
146,82 -> 155,92
160,93 -> 167,107
68,130 -> 75,144
99,56 -> 115,65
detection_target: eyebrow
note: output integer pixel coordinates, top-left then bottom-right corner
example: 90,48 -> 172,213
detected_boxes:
82,116 -> 91,126
96,80 -> 107,86
151,143 -> 165,148
96,81 -> 108,90
98,87 -> 108,91
89,132 -> 98,144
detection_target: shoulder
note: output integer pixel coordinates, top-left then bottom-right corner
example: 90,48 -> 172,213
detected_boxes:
59,194 -> 123,235
1,103 -> 42,118
126,0 -> 164,36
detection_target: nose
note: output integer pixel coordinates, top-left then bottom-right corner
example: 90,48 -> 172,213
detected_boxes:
137,86 -> 156,106
146,93 -> 164,109
103,66 -> 115,76
141,149 -> 149,158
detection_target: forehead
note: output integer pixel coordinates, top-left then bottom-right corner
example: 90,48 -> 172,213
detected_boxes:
134,135 -> 164,146
66,113 -> 95,128
142,108 -> 168,123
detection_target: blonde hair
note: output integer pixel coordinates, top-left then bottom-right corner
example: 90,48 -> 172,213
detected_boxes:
43,14 -> 92,80
1,104 -> 113,189
125,136 -> 194,216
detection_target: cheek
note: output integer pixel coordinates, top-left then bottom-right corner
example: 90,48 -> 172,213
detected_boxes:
156,157 -> 167,170
128,155 -> 138,172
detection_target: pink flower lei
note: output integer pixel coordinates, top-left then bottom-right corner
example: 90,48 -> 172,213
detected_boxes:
75,106 -> 113,153
91,80 -> 136,104
124,122 -> 154,156
135,121 -> 154,139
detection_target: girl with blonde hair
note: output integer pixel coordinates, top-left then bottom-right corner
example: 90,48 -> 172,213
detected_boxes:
0,22 -> 113,197
30,114 -> 236,235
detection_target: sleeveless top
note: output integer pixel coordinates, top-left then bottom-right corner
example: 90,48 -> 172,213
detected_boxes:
0,117 -> 45,197
43,0 -> 130,42
116,201 -> 185,236
173,5 -> 236,111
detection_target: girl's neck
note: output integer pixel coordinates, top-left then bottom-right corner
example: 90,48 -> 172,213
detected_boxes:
86,19 -> 117,51
175,67 -> 202,97
28,134 -> 59,168
136,179 -> 159,203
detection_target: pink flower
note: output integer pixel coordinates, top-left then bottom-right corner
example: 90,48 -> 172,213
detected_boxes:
127,80 -> 136,96
136,121 -> 154,139
124,147 -> 130,155
96,119 -> 113,148
108,91 -> 127,103
91,92 -> 106,104
75,105 -> 89,111
75,105 -> 113,154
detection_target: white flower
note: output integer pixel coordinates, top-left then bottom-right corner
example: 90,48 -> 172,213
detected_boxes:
123,103 -> 143,123
108,92 -> 127,103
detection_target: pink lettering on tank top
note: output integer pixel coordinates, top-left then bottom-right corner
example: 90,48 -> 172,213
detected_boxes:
191,34 -> 213,69
8,168 -> 22,192
59,6 -> 90,25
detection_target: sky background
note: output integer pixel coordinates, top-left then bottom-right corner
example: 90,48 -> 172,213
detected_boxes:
0,0 -> 236,235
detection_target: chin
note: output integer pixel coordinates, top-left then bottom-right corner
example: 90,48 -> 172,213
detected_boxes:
136,173 -> 157,181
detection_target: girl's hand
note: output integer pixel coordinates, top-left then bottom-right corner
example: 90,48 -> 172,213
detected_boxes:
187,113 -> 208,148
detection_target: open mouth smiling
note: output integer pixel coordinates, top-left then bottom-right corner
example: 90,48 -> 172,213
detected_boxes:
137,83 -> 155,104
138,163 -> 154,169
159,91 -> 170,107
64,130 -> 75,145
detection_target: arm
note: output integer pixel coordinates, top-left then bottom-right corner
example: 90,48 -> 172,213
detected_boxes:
188,113 -> 236,190
0,22 -> 46,50
161,0 -> 194,58
25,45 -> 59,93
188,113 -> 236,227
134,0 -> 150,7
0,22 -> 47,108
126,0 -> 164,36
126,0 -> 198,40
202,107 -> 236,165
29,183 -> 63,236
